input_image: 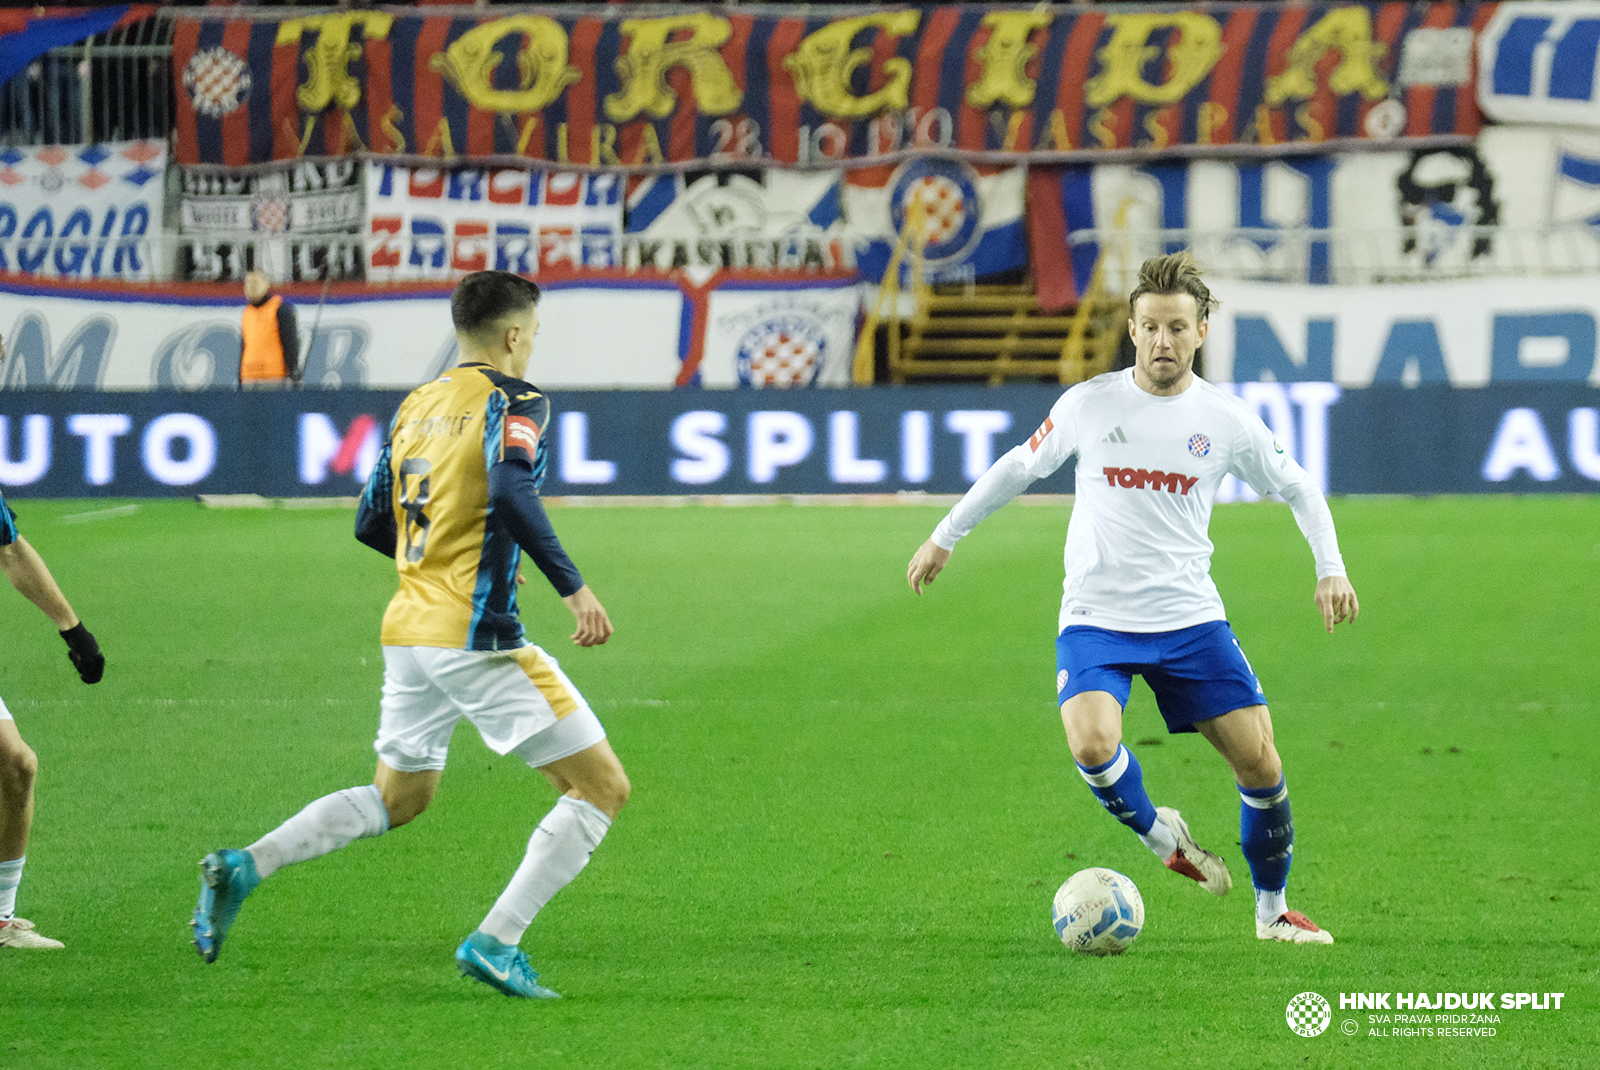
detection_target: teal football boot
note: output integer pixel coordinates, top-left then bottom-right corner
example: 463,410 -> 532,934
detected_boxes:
191,848 -> 261,963
455,931 -> 561,999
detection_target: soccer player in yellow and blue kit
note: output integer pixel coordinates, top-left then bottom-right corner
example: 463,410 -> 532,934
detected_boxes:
191,271 -> 630,999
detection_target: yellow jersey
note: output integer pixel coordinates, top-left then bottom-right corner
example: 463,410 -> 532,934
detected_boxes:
356,362 -> 551,650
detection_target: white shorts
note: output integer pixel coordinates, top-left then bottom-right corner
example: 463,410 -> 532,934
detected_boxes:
375,645 -> 606,773
0,693 -> 10,721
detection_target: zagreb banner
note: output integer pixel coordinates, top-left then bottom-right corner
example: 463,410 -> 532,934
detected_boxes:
171,3 -> 1491,169
365,164 -> 623,280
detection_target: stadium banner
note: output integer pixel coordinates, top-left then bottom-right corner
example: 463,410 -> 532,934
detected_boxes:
622,170 -> 849,272
0,140 -> 166,281
1480,126 -> 1600,246
0,273 -> 858,390
178,158 -> 366,282
846,161 -> 1028,284
366,164 -> 623,280
1477,1 -> 1600,129
3,382 -> 1598,498
169,4 -> 1489,169
1203,275 -> 1600,387
1032,128 -> 1600,296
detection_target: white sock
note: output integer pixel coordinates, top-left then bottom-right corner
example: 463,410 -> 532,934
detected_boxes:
246,785 -> 389,879
1139,818 -> 1179,860
1256,886 -> 1289,923
0,856 -> 22,919
479,796 -> 611,946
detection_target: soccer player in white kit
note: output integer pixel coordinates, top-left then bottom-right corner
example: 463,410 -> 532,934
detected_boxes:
907,252 -> 1358,944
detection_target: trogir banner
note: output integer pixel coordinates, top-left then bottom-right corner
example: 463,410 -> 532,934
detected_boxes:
171,4 -> 1491,169
0,140 -> 167,281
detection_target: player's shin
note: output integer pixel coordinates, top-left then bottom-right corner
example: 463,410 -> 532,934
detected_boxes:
1239,778 -> 1293,921
245,784 -> 390,878
1076,744 -> 1178,858
478,796 -> 610,946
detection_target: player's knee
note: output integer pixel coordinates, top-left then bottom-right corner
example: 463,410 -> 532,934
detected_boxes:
0,742 -> 37,800
1236,741 -> 1282,788
1065,727 -> 1120,769
1071,740 -> 1118,769
591,766 -> 630,818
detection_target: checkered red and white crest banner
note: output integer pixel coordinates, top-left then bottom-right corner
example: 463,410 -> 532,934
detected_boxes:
0,140 -> 167,281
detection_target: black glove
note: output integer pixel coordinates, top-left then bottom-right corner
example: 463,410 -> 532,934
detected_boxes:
60,623 -> 104,684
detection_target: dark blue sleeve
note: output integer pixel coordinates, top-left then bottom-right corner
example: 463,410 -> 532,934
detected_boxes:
0,498 -> 16,547
354,437 -> 397,558
489,459 -> 583,598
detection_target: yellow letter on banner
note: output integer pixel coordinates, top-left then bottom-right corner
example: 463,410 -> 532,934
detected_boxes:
277,12 -> 395,114
604,15 -> 743,122
783,12 -> 921,120
1085,12 -> 1223,107
428,16 -> 580,114
1266,7 -> 1388,105
967,9 -> 1053,110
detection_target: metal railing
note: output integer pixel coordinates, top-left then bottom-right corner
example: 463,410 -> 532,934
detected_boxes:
1070,226 -> 1600,289
0,230 -> 852,284
0,16 -> 174,147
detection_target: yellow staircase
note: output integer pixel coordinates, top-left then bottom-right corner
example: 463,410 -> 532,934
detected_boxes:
890,283 -> 1124,385
854,201 -> 1126,386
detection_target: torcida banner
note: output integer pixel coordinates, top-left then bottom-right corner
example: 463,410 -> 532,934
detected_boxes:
171,4 -> 1490,169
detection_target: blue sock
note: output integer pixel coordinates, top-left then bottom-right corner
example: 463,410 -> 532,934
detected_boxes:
1076,744 -> 1157,836
1240,777 -> 1293,905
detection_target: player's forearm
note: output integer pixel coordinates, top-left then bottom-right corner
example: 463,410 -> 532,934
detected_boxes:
932,445 -> 1036,550
1279,478 -> 1346,579
0,537 -> 80,629
488,462 -> 584,597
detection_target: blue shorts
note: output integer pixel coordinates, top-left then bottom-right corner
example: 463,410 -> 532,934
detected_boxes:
1054,621 -> 1266,733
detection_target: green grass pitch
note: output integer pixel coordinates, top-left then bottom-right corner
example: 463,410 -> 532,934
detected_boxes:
0,496 -> 1594,1070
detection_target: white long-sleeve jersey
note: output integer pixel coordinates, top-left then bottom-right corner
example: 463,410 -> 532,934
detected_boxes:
932,369 -> 1346,633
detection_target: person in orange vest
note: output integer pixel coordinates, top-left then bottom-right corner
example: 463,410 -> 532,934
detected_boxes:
240,271 -> 300,388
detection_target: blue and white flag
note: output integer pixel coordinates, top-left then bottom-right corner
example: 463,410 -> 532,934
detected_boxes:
845,160 -> 1027,285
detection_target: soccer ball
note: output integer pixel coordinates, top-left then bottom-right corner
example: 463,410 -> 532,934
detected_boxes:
1051,867 -> 1145,956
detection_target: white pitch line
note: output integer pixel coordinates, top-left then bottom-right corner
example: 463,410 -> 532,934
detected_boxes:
59,504 -> 139,523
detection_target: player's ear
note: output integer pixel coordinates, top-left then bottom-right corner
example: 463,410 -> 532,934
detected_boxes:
1195,316 -> 1209,345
